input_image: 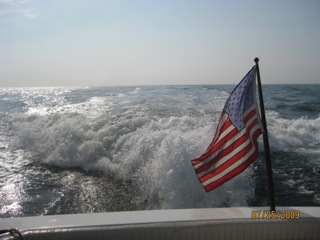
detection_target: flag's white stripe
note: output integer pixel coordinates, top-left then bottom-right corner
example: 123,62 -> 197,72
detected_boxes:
202,144 -> 257,187
212,112 -> 229,140
194,125 -> 242,170
243,106 -> 256,121
193,109 -> 259,170
193,123 -> 236,169
244,108 -> 258,126
243,107 -> 262,133
197,123 -> 261,179
197,130 -> 250,178
213,112 -> 232,142
216,122 -> 234,143
192,113 -> 233,169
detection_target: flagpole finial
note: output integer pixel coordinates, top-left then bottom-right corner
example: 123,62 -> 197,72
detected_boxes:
254,57 -> 259,63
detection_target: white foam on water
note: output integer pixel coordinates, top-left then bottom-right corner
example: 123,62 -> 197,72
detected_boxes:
3,86 -> 319,212
0,148 -> 29,216
314,194 -> 320,204
0,202 -> 23,215
298,185 -> 315,194
267,111 -> 320,152
6,105 -> 254,209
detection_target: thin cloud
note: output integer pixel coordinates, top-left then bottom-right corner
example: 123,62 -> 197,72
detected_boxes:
0,9 -> 9,15
0,0 -> 36,19
0,8 -> 36,18
0,0 -> 14,4
18,0 -> 30,4
0,0 -> 30,4
15,9 -> 36,18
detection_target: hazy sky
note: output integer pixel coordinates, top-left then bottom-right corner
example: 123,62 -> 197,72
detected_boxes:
1,0 -> 319,87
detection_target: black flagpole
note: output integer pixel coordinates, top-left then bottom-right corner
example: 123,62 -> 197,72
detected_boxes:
254,57 -> 276,211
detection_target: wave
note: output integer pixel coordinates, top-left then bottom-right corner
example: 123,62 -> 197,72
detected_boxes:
3,85 -> 320,210
5,107 -> 256,209
6,108 -> 319,209
266,111 -> 320,152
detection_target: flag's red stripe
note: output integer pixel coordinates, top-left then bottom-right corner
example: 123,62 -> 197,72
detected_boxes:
252,127 -> 262,141
198,118 -> 261,182
199,124 -> 261,182
191,119 -> 236,166
244,109 -> 257,123
199,136 -> 253,182
193,108 -> 258,166
200,126 -> 261,184
201,127 -> 261,190
195,130 -> 249,174
192,128 -> 237,166
203,149 -> 259,192
195,113 -> 260,173
204,114 -> 232,149
209,113 -> 231,146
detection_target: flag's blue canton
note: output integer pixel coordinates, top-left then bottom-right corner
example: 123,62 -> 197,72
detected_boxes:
223,69 -> 255,131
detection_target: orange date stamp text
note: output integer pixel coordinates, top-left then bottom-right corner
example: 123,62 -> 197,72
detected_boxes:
251,210 -> 300,219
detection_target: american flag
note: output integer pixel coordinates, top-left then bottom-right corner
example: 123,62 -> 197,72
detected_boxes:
192,67 -> 263,192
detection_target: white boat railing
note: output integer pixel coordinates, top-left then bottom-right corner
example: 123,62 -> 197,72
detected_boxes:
0,207 -> 319,240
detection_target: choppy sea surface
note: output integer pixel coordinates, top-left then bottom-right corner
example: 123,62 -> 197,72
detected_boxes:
0,84 -> 319,218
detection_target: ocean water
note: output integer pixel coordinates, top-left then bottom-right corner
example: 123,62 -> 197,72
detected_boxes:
0,84 -> 319,218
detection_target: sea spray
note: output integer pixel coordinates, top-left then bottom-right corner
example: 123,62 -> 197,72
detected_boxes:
267,111 -> 320,151
1,85 -> 319,217
5,109 -> 253,210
